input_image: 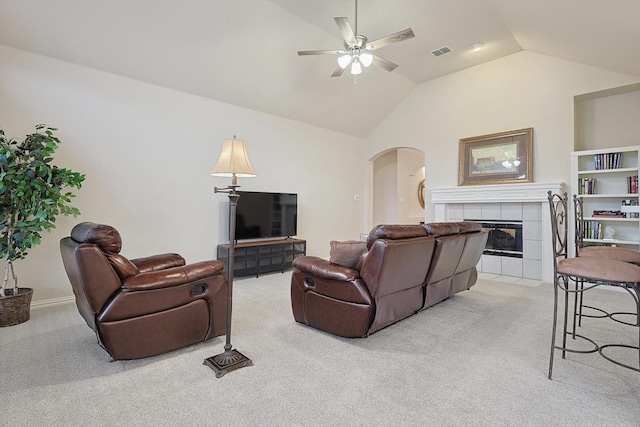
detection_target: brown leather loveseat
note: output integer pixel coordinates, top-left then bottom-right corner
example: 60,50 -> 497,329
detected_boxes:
60,222 -> 228,360
290,222 -> 488,338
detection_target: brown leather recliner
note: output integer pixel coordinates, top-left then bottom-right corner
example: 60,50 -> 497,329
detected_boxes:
60,222 -> 228,360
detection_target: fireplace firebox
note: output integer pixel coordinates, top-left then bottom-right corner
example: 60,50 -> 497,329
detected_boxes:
467,220 -> 523,258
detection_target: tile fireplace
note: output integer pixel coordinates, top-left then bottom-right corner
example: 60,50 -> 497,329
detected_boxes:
431,182 -> 565,283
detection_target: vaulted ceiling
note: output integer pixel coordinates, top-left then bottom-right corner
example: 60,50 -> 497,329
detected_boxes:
1,0 -> 639,137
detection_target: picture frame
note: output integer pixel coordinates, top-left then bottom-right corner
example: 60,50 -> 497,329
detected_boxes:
417,179 -> 426,209
458,127 -> 533,186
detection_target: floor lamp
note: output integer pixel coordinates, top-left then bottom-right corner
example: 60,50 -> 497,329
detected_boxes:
204,137 -> 256,378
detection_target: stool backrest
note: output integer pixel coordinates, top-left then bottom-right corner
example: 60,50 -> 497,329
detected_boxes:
547,191 -> 569,277
573,194 -> 586,254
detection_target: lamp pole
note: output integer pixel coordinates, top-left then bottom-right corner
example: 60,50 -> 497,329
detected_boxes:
204,138 -> 256,378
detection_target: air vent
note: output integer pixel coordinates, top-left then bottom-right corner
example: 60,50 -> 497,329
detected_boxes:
431,46 -> 452,57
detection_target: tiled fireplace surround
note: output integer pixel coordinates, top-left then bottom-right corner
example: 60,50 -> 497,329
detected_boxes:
431,183 -> 565,284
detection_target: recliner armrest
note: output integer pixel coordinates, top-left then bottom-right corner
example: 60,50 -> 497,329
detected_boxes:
292,256 -> 359,281
130,253 -> 186,272
122,260 -> 224,291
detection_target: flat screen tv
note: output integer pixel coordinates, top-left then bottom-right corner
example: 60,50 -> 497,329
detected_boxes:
234,191 -> 298,240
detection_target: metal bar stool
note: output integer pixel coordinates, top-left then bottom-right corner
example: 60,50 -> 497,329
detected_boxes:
547,191 -> 640,379
574,195 -> 640,327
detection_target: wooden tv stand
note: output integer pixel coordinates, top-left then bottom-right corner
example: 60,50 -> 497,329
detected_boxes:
216,238 -> 306,278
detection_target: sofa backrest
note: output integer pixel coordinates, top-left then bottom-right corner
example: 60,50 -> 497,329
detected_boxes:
360,234 -> 435,298
360,231 -> 436,334
365,224 -> 428,249
423,221 -> 487,307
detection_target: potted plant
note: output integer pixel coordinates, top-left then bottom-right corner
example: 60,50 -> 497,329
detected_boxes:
0,125 -> 85,326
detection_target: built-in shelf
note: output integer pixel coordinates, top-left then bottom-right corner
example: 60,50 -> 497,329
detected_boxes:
571,146 -> 640,249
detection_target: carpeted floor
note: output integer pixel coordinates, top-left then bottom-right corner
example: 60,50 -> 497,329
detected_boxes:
1,273 -> 639,426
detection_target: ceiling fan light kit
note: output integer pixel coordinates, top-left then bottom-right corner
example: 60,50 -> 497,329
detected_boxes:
298,0 -> 414,78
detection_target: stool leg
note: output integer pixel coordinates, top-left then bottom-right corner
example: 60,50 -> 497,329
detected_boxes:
578,279 -> 584,327
572,278 -> 579,338
562,279 -> 569,359
548,277 -> 559,380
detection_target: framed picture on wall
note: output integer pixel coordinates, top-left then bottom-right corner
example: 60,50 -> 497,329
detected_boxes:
458,127 -> 533,186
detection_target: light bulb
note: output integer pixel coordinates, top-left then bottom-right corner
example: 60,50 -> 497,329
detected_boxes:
513,159 -> 521,167
502,160 -> 511,168
337,54 -> 351,69
359,52 -> 373,67
350,59 -> 362,75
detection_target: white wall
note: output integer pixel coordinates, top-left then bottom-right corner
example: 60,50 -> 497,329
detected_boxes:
365,51 -> 640,223
372,150 -> 397,225
0,46 -> 365,302
397,148 -> 425,223
575,85 -> 640,151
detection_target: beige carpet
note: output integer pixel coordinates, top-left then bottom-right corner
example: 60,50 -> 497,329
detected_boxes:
1,273 -> 639,426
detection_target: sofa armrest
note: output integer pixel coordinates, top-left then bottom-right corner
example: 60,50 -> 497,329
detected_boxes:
130,253 -> 186,272
122,260 -> 224,291
292,256 -> 359,281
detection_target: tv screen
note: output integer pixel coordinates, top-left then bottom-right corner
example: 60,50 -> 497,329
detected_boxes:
234,191 -> 298,240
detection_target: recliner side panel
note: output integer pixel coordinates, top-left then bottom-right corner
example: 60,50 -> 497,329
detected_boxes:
60,238 -> 122,331
304,292 -> 373,338
99,299 -> 210,360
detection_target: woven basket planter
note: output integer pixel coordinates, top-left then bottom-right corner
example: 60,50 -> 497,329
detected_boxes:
0,287 -> 34,327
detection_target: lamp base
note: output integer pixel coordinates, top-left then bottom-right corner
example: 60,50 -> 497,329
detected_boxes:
203,349 -> 253,378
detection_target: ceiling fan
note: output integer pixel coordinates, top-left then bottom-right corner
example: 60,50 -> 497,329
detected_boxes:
297,0 -> 415,77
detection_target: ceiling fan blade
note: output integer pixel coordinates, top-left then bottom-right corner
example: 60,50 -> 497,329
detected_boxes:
334,17 -> 356,45
298,49 -> 342,56
366,28 -> 415,51
331,66 -> 346,78
372,55 -> 398,72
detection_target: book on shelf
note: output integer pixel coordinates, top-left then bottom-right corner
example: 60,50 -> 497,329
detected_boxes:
578,177 -> 596,194
594,152 -> 622,170
592,209 -> 625,218
581,220 -> 602,240
627,175 -> 638,194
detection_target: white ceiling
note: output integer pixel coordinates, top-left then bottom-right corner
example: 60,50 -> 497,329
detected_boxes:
1,0 -> 639,138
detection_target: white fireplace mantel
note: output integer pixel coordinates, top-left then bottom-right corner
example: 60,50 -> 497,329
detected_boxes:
431,182 -> 565,204
430,182 -> 566,284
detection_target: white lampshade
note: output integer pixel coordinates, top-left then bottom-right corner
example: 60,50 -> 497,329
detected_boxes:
210,139 -> 257,178
359,52 -> 373,67
337,54 -> 351,69
350,59 -> 362,75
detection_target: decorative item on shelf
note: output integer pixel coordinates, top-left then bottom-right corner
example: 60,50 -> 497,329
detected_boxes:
204,136 -> 256,378
603,226 -> 616,240
458,127 -> 533,186
622,199 -> 640,218
0,125 -> 84,327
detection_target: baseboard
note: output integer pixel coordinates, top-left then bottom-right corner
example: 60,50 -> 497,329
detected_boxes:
31,295 -> 75,310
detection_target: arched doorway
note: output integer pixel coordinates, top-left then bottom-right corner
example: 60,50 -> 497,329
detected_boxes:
370,147 -> 425,227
